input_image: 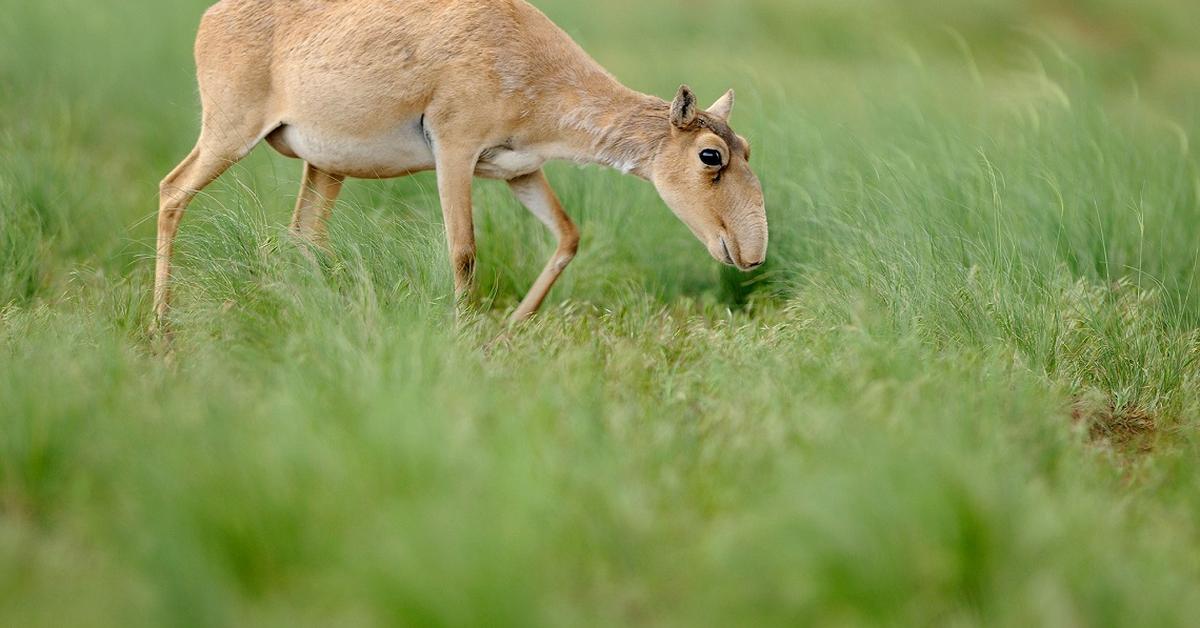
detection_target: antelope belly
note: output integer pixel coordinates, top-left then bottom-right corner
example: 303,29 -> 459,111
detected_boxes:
475,148 -> 547,180
279,118 -> 435,179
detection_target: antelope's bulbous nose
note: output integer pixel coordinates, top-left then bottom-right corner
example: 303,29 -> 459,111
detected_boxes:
716,215 -> 767,271
714,229 -> 767,272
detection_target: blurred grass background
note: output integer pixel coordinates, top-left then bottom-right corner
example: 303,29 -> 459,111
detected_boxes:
2,0 -> 1199,626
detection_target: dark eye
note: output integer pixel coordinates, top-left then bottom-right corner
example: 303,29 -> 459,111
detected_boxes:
699,149 -> 723,167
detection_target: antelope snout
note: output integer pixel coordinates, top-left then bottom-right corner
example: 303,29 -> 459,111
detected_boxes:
713,229 -> 767,272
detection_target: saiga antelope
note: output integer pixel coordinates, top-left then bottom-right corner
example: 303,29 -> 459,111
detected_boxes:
156,0 -> 768,328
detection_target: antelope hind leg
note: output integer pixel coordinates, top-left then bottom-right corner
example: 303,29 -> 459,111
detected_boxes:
154,134 -> 252,335
290,161 -> 344,251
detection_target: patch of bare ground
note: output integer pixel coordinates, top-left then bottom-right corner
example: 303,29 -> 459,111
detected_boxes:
1071,396 -> 1157,455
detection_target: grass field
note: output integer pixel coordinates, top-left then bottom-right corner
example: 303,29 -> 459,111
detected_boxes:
3,0 -> 1200,625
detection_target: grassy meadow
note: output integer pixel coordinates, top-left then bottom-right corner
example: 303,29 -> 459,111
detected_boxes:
3,0 -> 1200,625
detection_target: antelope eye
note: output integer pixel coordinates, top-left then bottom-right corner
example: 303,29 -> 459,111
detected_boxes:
699,149 -> 723,167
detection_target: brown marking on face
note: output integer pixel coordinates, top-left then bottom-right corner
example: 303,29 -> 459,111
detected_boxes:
681,113 -> 747,162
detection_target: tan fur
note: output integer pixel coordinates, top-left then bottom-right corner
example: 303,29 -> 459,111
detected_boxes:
155,0 -> 768,329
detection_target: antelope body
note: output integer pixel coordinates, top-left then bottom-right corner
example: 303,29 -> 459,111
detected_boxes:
156,0 -> 768,326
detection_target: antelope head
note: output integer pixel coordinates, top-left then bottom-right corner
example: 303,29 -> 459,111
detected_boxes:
649,85 -> 768,271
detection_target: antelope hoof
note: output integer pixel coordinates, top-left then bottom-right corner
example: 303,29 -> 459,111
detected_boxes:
508,308 -> 537,326
149,317 -> 176,354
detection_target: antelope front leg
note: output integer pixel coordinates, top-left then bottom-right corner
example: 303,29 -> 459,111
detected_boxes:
508,170 -> 580,323
433,145 -> 479,306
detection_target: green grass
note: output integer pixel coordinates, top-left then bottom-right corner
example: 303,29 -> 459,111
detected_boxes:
3,0 -> 1200,625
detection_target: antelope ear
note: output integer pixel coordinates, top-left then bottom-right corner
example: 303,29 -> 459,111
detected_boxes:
670,85 -> 698,128
707,89 -> 735,120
